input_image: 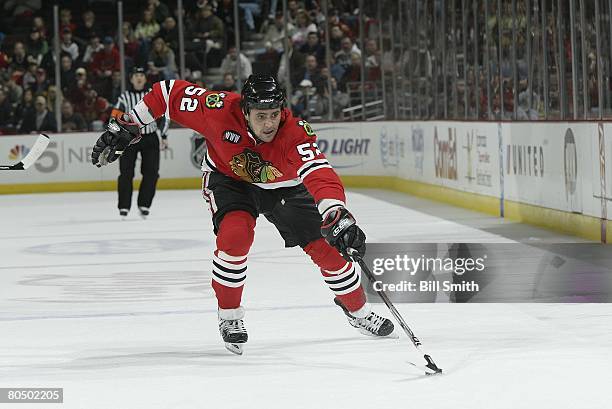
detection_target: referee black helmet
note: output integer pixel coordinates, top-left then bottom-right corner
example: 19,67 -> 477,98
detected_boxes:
130,66 -> 146,77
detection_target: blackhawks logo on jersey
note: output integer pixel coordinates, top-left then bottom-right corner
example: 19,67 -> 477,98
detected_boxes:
205,92 -> 226,109
298,120 -> 315,136
229,149 -> 283,183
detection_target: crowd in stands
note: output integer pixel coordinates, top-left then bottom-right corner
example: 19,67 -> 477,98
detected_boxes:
0,0 -> 386,134
1,0 -> 609,133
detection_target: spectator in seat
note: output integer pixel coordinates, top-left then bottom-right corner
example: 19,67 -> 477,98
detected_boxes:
60,54 -> 76,93
299,31 -> 325,64
159,16 -> 179,51
328,12 -> 353,39
46,85 -> 62,114
290,78 -> 315,118
120,22 -> 140,61
302,54 -> 324,90
61,100 -> 87,132
148,0 -> 170,24
90,36 -> 119,96
263,13 -> 295,52
26,27 -> 48,65
135,8 -> 161,64
291,9 -> 317,48
340,51 -> 362,91
59,8 -> 77,34
20,95 -> 56,134
287,0 -> 300,23
74,10 -> 100,46
13,88 -> 35,130
68,67 -> 93,113
191,4 -> 224,54
82,35 -> 103,65
328,25 -> 344,53
4,79 -> 23,107
32,67 -> 50,94
213,72 -> 238,92
220,46 -> 252,81
0,87 -> 14,128
82,89 -> 110,128
9,42 -> 29,74
147,37 -> 178,80
22,62 -> 38,90
135,8 -> 160,42
60,27 -> 79,62
32,16 -> 48,39
334,36 -> 360,71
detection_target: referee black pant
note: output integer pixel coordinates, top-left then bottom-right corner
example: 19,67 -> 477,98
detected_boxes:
117,133 -> 160,210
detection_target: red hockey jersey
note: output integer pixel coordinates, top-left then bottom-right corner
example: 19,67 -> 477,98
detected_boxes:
130,79 -> 346,214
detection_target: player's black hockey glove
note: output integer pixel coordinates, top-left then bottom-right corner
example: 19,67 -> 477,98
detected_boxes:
321,207 -> 366,261
91,114 -> 141,167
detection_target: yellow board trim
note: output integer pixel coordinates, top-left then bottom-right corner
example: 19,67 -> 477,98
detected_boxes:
340,175 -> 608,243
503,200 -> 609,242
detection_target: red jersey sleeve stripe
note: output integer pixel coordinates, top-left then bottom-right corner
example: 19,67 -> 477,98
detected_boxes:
160,79 -> 175,120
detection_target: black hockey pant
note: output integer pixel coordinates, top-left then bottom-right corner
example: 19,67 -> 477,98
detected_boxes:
117,133 -> 160,210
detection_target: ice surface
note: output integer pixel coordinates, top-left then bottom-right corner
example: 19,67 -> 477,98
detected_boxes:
0,190 -> 610,409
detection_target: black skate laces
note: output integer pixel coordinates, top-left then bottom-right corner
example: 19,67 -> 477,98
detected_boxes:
355,313 -> 387,333
220,319 -> 247,334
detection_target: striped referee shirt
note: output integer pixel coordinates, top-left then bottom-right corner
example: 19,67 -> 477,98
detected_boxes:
114,88 -> 168,137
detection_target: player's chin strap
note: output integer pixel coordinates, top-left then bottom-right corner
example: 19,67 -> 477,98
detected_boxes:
347,247 -> 443,376
244,122 -> 265,145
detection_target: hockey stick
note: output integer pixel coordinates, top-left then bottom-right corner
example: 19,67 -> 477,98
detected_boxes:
348,248 -> 443,375
0,134 -> 50,170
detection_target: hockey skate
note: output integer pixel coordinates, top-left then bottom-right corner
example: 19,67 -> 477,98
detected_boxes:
334,298 -> 395,337
218,307 -> 248,355
138,206 -> 149,219
119,209 -> 129,220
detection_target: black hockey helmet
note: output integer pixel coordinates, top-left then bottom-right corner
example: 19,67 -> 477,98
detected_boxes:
130,66 -> 146,77
241,74 -> 286,114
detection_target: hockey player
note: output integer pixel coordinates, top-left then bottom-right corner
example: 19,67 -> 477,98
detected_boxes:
91,74 -> 394,354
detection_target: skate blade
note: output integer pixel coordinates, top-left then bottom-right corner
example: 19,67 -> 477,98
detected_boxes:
224,342 -> 244,355
357,328 -> 399,339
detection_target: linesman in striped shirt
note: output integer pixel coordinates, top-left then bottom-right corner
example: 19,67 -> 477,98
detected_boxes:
111,66 -> 168,219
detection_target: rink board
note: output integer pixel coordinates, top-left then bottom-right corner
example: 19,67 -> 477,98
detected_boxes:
0,121 -> 610,240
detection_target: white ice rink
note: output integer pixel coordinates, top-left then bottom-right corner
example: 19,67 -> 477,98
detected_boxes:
1,189 -> 610,409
